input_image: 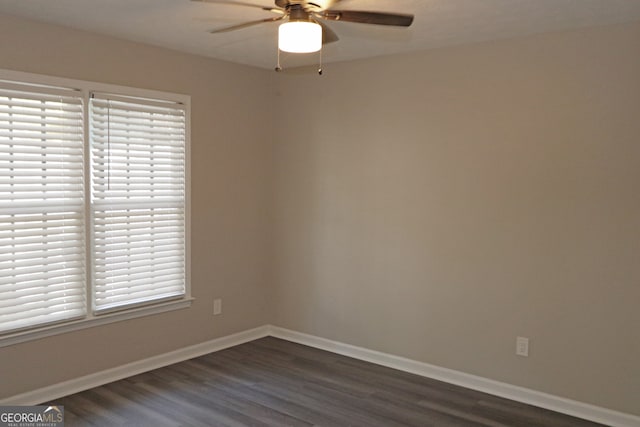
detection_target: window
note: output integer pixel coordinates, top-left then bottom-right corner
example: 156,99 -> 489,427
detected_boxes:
90,94 -> 187,313
0,83 -> 85,334
0,71 -> 190,344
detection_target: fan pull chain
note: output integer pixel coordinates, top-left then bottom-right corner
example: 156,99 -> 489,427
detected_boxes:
275,48 -> 282,72
273,47 -> 324,75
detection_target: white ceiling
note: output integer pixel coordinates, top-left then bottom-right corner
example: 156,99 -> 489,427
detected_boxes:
1,0 -> 640,69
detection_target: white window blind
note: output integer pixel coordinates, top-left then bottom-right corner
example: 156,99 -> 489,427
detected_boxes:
90,94 -> 186,313
0,83 -> 86,334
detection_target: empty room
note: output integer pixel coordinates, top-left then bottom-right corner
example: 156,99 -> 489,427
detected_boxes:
0,1 -> 638,426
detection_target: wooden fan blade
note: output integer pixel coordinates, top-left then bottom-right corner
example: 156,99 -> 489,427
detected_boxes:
209,15 -> 284,33
318,10 -> 414,27
316,20 -> 339,44
191,0 -> 284,15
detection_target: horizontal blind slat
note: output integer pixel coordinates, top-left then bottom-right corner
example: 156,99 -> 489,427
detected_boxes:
95,284 -> 184,302
0,289 -> 86,311
0,307 -> 84,329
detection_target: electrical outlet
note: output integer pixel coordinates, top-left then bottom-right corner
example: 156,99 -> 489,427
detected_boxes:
516,336 -> 529,357
213,298 -> 222,315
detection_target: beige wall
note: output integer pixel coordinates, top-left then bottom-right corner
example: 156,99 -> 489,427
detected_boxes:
1,12 -> 638,417
272,22 -> 640,415
0,15 -> 274,397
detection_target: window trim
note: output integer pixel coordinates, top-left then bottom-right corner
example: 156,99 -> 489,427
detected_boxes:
0,69 -> 192,348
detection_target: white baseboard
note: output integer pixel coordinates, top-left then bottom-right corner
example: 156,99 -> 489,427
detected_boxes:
3,324 -> 638,427
0,325 -> 270,406
268,325 -> 640,427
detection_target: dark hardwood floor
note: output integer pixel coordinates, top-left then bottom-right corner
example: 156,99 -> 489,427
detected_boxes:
47,337 -> 605,426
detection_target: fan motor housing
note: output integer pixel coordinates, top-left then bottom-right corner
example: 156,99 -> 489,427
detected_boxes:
276,1 -> 324,13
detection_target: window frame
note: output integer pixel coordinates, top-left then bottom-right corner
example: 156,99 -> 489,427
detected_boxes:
0,69 -> 192,348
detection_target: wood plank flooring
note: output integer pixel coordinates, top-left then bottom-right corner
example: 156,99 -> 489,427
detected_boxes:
46,337 -> 606,426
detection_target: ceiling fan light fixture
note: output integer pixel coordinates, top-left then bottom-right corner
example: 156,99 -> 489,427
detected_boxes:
278,21 -> 322,53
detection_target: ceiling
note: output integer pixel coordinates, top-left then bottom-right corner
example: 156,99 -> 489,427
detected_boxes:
1,0 -> 640,69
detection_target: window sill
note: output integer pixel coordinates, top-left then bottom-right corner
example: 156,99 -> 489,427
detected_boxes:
0,297 -> 194,348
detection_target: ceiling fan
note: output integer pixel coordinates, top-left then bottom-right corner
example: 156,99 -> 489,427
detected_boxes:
192,0 -> 414,69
